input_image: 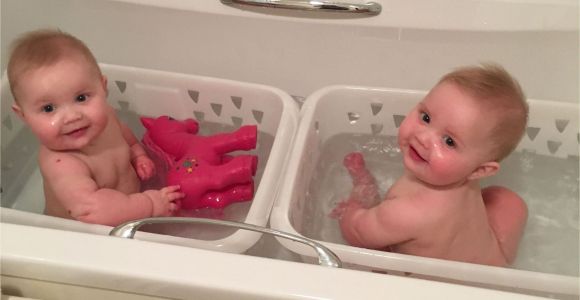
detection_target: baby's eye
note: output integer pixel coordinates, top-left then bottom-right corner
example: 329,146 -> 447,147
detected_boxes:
443,135 -> 455,148
420,112 -> 430,123
76,94 -> 88,102
41,104 -> 55,113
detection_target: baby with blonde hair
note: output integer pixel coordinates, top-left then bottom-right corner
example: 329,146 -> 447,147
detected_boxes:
333,64 -> 529,266
8,29 -> 184,226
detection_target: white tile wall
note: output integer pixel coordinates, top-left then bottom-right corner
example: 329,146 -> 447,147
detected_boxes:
1,0 -> 578,105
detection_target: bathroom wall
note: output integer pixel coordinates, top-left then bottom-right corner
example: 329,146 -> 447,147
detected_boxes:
1,0 -> 578,104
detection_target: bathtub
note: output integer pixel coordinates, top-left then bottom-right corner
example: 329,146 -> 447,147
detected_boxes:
1,0 -> 578,299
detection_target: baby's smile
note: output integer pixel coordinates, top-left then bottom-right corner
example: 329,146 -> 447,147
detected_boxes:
64,125 -> 89,138
408,145 -> 427,163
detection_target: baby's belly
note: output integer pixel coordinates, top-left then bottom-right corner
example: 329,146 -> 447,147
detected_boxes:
103,167 -> 141,194
91,154 -> 141,193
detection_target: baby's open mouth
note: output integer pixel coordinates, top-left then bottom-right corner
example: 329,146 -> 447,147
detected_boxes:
409,145 -> 427,162
65,126 -> 89,137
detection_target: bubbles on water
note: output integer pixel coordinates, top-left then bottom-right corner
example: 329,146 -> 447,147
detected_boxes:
360,136 -> 400,157
519,150 -> 534,173
534,215 -> 562,228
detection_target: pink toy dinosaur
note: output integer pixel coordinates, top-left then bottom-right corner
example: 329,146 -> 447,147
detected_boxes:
141,116 -> 258,210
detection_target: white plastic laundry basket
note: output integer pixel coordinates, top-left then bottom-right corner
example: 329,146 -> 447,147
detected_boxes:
270,85 -> 579,297
1,64 -> 299,253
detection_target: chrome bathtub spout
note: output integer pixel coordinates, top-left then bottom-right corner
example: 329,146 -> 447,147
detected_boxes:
110,217 -> 342,268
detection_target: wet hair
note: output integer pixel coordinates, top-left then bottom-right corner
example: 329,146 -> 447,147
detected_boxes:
438,63 -> 528,161
7,28 -> 101,101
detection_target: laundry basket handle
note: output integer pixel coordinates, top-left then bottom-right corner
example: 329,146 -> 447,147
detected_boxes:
221,0 -> 381,16
110,217 -> 342,268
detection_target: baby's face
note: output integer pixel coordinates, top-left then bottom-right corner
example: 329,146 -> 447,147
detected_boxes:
397,82 -> 495,186
12,55 -> 109,151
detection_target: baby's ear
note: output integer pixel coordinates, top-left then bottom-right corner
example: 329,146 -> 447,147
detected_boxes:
468,161 -> 500,180
11,103 -> 24,120
101,75 -> 109,96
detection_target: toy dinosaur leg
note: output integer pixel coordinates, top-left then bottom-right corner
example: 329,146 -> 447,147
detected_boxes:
197,182 -> 255,209
208,125 -> 258,155
216,155 -> 258,180
168,156 -> 258,210
221,155 -> 234,163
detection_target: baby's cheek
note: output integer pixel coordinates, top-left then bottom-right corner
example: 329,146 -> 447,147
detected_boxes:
430,159 -> 466,183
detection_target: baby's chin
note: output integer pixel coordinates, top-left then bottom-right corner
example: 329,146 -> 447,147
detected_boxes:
404,166 -> 465,188
44,136 -> 93,152
45,143 -> 86,152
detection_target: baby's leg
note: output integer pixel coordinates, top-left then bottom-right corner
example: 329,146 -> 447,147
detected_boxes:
343,152 -> 380,207
482,185 -> 528,264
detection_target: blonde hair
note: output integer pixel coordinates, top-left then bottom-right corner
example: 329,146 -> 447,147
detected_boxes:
439,63 -> 528,161
7,29 -> 101,101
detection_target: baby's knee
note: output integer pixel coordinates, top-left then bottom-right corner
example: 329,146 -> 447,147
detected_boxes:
482,185 -> 518,200
483,186 -> 528,215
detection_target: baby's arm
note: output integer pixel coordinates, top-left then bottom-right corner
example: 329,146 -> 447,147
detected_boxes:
343,152 -> 381,207
330,152 -> 381,218
41,153 -> 183,226
338,198 -> 419,249
117,116 -> 155,180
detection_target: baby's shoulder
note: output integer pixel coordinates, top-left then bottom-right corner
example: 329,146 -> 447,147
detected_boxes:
38,147 -> 90,176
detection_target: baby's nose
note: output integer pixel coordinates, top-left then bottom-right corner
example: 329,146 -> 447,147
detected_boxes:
415,130 -> 434,149
62,106 -> 83,124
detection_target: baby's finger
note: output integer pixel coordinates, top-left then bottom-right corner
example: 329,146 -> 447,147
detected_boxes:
149,162 -> 156,175
164,185 -> 181,192
169,192 -> 185,201
172,199 -> 182,210
329,207 -> 345,219
137,168 -> 148,180
141,164 -> 154,177
168,192 -> 186,200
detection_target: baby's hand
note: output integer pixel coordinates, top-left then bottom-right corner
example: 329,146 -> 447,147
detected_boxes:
133,155 -> 156,180
330,199 -> 363,219
144,185 -> 185,217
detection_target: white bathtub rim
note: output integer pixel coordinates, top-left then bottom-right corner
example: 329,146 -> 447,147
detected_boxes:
2,222 -> 552,300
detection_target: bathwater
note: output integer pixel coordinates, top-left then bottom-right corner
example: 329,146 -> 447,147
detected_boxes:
302,133 -> 579,277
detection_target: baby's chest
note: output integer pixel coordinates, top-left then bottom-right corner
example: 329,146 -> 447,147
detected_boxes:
87,145 -> 135,189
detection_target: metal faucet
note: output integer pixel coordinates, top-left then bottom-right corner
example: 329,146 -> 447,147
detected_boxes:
110,217 -> 342,268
